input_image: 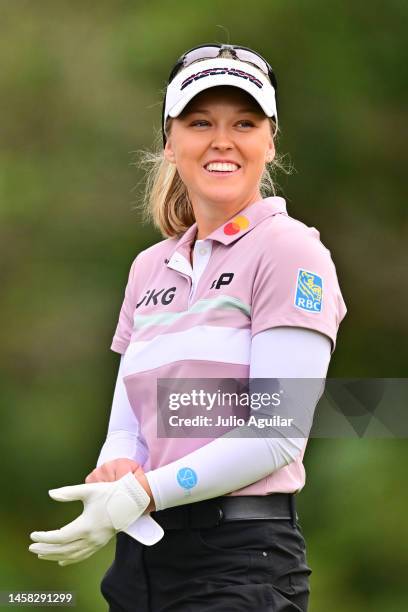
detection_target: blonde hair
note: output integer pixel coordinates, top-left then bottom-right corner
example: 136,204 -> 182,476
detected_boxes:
133,56 -> 293,238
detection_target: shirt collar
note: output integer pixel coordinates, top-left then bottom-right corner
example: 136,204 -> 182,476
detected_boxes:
168,196 -> 287,261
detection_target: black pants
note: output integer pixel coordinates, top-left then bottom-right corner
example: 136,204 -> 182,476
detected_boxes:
100,517 -> 312,611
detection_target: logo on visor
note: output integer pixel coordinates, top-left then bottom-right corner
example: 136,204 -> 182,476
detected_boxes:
223,215 -> 249,236
294,269 -> 323,313
177,467 -> 198,490
181,67 -> 263,91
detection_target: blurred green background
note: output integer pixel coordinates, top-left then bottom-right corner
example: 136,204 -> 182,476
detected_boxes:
1,1 -> 407,610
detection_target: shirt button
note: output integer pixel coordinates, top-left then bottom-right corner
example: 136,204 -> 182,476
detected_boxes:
199,247 -> 208,255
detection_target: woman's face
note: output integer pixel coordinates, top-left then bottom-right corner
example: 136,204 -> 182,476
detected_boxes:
164,85 -> 275,210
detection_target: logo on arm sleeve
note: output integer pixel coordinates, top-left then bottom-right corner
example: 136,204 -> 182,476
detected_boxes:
176,467 -> 198,490
294,269 -> 323,313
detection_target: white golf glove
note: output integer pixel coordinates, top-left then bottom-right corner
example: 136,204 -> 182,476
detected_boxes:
29,471 -> 164,566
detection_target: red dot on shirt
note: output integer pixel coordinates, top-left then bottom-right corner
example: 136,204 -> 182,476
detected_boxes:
224,222 -> 241,235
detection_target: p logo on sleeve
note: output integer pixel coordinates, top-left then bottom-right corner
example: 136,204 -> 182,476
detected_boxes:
294,269 -> 323,313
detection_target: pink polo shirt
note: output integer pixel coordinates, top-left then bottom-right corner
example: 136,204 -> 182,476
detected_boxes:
110,196 -> 347,495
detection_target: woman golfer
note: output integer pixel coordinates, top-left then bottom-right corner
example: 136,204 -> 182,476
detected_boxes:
29,43 -> 347,611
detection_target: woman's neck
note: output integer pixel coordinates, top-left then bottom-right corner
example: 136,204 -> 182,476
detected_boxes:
191,192 -> 263,240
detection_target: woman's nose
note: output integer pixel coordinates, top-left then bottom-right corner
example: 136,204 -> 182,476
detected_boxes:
210,127 -> 234,149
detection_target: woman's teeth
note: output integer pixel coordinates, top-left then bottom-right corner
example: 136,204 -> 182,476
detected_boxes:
205,162 -> 240,172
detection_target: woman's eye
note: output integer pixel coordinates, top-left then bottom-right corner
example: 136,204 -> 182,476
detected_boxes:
189,119 -> 255,128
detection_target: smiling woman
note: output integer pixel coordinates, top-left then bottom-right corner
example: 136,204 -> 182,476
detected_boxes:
28,43 -> 347,612
136,54 -> 291,238
163,86 -> 276,239
94,44 -> 345,612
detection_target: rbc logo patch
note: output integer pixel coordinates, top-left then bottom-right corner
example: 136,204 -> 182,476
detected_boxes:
294,269 -> 323,313
176,467 -> 198,490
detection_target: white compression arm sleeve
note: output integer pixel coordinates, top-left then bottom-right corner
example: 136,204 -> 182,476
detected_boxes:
96,355 -> 149,468
145,326 -> 332,511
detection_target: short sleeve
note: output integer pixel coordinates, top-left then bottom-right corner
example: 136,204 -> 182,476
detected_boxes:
251,226 -> 347,355
110,256 -> 139,355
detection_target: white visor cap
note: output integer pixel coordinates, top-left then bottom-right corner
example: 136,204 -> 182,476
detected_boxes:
164,57 -> 278,137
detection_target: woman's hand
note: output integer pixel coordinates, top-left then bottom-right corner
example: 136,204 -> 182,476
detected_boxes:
29,472 -> 153,565
85,460 -> 156,512
85,458 -> 141,484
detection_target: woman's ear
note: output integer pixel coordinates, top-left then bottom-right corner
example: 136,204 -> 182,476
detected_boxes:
164,139 -> 176,165
266,138 -> 275,163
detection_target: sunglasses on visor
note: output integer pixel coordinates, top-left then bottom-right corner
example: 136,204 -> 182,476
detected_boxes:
161,43 -> 278,147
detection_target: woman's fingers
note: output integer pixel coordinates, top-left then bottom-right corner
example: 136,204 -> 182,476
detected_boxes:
58,547 -> 97,566
84,459 -> 140,483
38,545 -> 95,564
30,516 -> 86,545
114,460 -> 141,480
31,539 -> 87,558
